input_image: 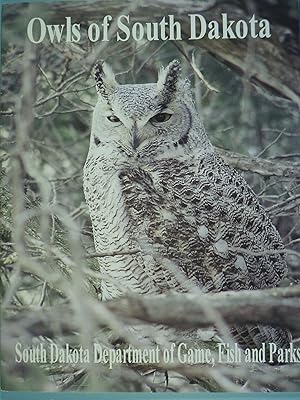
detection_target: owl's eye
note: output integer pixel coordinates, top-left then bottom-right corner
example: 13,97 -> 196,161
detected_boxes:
150,113 -> 172,124
107,115 -> 120,123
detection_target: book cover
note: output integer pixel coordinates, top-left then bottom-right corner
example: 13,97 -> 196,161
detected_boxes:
1,0 -> 300,397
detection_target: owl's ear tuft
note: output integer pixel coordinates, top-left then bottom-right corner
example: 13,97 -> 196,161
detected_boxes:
94,61 -> 119,99
157,60 -> 181,103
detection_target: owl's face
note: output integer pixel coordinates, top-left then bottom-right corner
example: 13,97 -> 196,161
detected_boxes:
90,60 -> 206,160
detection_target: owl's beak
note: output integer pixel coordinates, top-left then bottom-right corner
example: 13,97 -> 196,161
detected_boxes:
131,123 -> 139,150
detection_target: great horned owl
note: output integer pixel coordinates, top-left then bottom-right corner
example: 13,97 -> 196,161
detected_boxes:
83,60 -> 291,355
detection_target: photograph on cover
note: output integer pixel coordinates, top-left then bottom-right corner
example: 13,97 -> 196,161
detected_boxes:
1,0 -> 300,393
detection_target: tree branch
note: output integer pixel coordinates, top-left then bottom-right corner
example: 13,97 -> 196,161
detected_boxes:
106,285 -> 300,337
217,148 -> 300,180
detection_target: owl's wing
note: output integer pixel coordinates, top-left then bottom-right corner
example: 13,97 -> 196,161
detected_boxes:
120,153 -> 287,293
119,153 -> 290,356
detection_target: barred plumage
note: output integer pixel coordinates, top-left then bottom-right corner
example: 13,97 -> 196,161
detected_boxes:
83,60 -> 291,357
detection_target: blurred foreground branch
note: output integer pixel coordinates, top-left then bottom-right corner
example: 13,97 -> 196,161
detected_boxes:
5,285 -> 300,340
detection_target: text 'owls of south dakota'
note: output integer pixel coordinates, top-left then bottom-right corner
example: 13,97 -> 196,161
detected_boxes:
26,14 -> 271,44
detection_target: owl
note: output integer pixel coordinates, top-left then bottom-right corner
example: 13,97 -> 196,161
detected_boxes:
83,60 -> 291,357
